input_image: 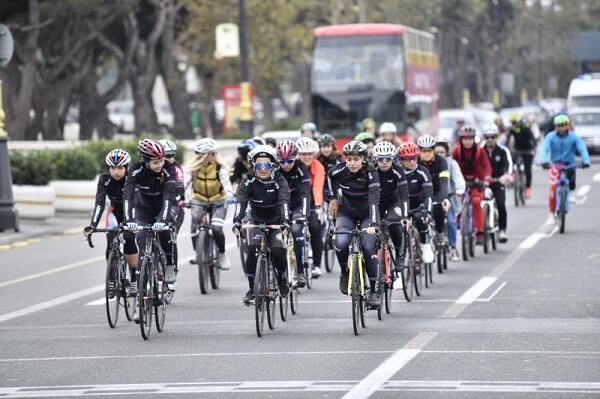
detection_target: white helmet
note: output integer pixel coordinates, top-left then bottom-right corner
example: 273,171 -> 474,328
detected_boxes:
379,122 -> 397,134
159,139 -> 177,156
249,144 -> 278,163
416,135 -> 437,149
296,137 -> 318,153
372,141 -> 397,158
482,123 -> 499,136
194,138 -> 217,154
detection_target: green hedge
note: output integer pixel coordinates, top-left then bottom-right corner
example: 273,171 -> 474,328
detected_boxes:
10,136 -> 186,185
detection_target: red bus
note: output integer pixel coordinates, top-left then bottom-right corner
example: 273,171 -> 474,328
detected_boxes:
311,23 -> 439,146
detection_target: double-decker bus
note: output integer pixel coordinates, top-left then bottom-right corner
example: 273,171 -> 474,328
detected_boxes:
311,23 -> 439,146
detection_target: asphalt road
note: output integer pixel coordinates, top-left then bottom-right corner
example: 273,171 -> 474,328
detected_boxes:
1,162 -> 600,398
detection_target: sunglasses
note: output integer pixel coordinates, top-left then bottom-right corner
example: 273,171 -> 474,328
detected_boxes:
279,159 -> 295,165
254,162 -> 273,171
401,156 -> 419,162
376,157 -> 393,163
484,135 -> 497,140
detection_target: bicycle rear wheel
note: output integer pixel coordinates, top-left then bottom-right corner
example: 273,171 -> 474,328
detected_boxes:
483,204 -> 490,254
267,266 -> 277,330
154,274 -> 167,333
105,252 -> 120,328
138,257 -> 153,340
279,287 -> 289,321
209,239 -> 221,290
384,247 -> 393,314
559,187 -> 567,234
460,211 -> 469,261
254,254 -> 268,337
197,231 -> 209,294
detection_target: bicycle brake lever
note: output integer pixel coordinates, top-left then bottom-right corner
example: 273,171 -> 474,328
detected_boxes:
87,234 -> 94,248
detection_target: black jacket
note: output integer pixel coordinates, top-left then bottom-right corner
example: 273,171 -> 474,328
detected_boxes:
404,165 -> 433,212
507,122 -> 537,151
419,154 -> 449,202
90,173 -> 125,228
233,170 -> 290,224
485,144 -> 512,178
318,153 -> 343,175
377,165 -> 409,218
279,162 -> 311,217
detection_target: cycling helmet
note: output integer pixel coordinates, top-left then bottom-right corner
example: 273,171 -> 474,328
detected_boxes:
398,142 -> 420,158
361,118 -> 376,131
372,141 -> 396,158
296,137 -> 318,153
458,125 -> 477,137
105,149 -> 131,167
249,144 -> 278,164
435,137 -> 449,152
318,133 -> 335,147
275,139 -> 298,161
354,131 -> 375,143
138,139 -> 165,160
265,137 -> 277,147
379,122 -> 397,134
481,123 -> 499,136
342,140 -> 368,159
194,138 -> 217,154
300,122 -> 318,135
252,137 -> 266,146
553,114 -> 569,126
159,139 -> 177,156
416,135 -> 437,148
509,114 -> 519,123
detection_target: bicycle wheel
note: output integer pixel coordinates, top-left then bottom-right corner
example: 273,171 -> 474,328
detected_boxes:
138,257 -> 153,340
442,247 -> 448,270
349,253 -> 360,335
437,249 -> 444,274
279,283 -> 289,321
359,271 -> 367,329
105,252 -> 120,328
324,228 -> 335,273
197,230 -> 209,294
491,207 -> 498,251
290,284 -> 298,315
384,247 -> 393,314
154,268 -> 167,333
424,258 -> 430,289
254,254 -> 268,337
124,263 -> 135,322
559,187 -> 567,234
513,169 -> 520,207
483,204 -> 490,254
209,239 -> 220,290
413,238 -> 423,297
460,210 -> 469,261
267,266 -> 277,330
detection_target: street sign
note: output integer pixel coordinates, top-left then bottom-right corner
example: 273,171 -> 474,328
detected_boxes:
215,23 -> 240,58
0,24 -> 14,67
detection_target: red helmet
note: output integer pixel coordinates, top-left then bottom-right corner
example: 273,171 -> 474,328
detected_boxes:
275,139 -> 298,161
459,125 -> 477,137
138,139 -> 165,160
398,142 -> 420,158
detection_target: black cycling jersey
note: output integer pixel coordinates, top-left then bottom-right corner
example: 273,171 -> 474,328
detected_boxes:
404,165 -> 433,212
326,162 -> 380,227
233,170 -> 290,224
376,164 -> 409,218
506,122 -> 537,151
90,173 -> 125,228
229,157 -> 252,185
279,162 -> 311,216
123,161 -> 178,222
318,153 -> 343,175
418,154 -> 449,203
485,144 -> 512,178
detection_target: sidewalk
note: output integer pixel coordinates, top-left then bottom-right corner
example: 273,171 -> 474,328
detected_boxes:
0,213 -> 89,248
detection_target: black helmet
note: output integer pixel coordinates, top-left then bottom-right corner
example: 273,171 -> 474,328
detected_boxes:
342,140 -> 368,159
318,133 -> 335,147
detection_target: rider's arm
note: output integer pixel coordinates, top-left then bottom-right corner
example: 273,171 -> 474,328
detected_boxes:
450,159 -> 466,194
418,168 -> 434,212
276,174 -> 291,224
436,157 -> 449,201
480,148 -> 493,181
158,172 -> 178,223
367,169 -> 381,227
325,165 -> 340,202
395,168 -> 409,217
538,133 -> 552,165
298,166 -> 311,218
312,161 -> 325,207
122,167 -> 138,221
89,174 -> 109,228
499,144 -> 513,175
218,163 -> 235,197
232,175 -> 250,224
574,134 -> 591,166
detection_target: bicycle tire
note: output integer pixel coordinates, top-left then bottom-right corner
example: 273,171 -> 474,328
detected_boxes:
138,257 -> 153,340
428,262 -> 433,285
559,187 -> 567,234
209,239 -> 220,290
290,285 -> 298,315
424,259 -> 430,288
267,266 -> 277,330
384,247 -> 393,314
239,239 -> 247,272
468,207 -> 475,258
401,237 -> 414,302
460,210 -> 469,261
197,230 -> 209,294
279,288 -> 289,321
124,264 -> 135,321
437,249 -> 444,274
154,277 -> 166,333
105,252 -> 120,328
414,237 -> 423,297
254,254 -> 268,337
349,253 -> 360,335
483,204 -> 490,254
442,247 -> 448,270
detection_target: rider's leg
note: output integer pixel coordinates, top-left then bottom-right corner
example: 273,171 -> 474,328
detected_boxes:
359,216 -> 379,293
244,227 -> 260,290
308,211 -> 323,268
446,206 -> 457,247
567,169 -> 576,191
523,153 -> 534,188
290,208 -> 306,274
210,206 -> 227,253
432,202 -> 445,234
491,183 -> 507,231
190,202 -> 207,251
333,212 -> 353,273
471,187 -> 484,235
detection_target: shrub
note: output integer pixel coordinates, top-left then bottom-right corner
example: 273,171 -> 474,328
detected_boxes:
10,151 -> 56,186
52,148 -> 98,180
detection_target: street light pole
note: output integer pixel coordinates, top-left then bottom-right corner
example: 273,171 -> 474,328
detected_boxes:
0,80 -> 18,232
238,0 -> 254,135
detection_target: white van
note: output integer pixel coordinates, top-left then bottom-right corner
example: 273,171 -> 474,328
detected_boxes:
567,74 -> 600,110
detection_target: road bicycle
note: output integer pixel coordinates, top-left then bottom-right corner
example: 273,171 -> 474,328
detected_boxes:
481,183 -> 500,252
459,184 -> 476,261
512,152 -> 527,207
87,226 -> 136,328
549,163 -> 578,234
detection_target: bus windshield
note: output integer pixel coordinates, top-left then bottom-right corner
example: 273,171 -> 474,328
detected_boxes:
311,35 -> 405,93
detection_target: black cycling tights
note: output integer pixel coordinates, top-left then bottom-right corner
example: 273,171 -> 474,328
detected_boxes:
244,227 -> 287,290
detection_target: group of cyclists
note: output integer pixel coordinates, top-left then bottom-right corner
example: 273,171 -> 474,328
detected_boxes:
84,112 -> 591,325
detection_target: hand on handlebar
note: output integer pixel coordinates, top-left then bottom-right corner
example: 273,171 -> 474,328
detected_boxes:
442,198 -> 451,212
365,226 -> 377,235
401,218 -> 412,228
541,162 -> 550,170
152,222 -> 166,230
83,226 -> 93,238
328,199 -> 338,218
232,222 -> 242,238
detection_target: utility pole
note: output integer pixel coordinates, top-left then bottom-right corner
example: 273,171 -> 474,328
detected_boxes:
238,0 -> 254,135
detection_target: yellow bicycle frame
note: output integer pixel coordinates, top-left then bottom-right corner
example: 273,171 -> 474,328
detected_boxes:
347,251 -> 366,297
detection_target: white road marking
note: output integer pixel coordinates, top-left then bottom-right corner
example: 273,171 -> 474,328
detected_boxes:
477,282 -> 507,302
576,195 -> 588,205
577,184 -> 591,196
593,172 -> 600,182
342,332 -> 436,399
518,233 -> 544,249
455,277 -> 498,305
0,285 -> 103,323
85,297 -> 107,306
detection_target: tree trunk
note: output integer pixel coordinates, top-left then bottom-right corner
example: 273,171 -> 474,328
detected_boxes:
260,94 -> 274,131
131,69 -> 159,135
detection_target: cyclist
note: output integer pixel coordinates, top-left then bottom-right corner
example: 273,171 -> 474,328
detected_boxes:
317,133 -> 344,175
434,138 -> 465,261
276,139 -> 311,287
185,138 -> 235,270
482,123 -> 513,243
265,137 -> 278,148
296,137 -> 326,278
506,114 -> 537,199
300,122 -> 318,138
399,142 -> 435,264
539,114 -> 591,224
361,118 -> 377,136
124,139 -> 180,285
84,149 -> 139,295
417,135 -> 450,246
327,141 -> 381,308
373,141 -> 409,271
355,131 -> 376,161
159,139 -> 185,233
453,125 -> 492,245
378,122 -> 401,146
230,139 -> 256,186
232,145 -> 290,305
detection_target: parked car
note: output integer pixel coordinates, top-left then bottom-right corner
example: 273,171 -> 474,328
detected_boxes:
570,107 -> 600,153
261,130 -> 300,143
107,100 -> 174,134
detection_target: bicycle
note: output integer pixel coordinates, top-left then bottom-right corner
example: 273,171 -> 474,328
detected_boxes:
512,152 -> 526,207
549,163 -> 577,234
134,224 -> 176,340
86,226 -> 136,328
458,184 -> 476,261
296,219 -> 314,289
430,203 -> 448,275
481,183 -> 500,252
283,235 -> 298,318
188,202 -> 223,295
322,213 -> 336,273
378,220 -> 400,316
241,223 -> 285,337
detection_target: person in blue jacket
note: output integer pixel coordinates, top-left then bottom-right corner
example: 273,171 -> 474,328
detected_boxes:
539,114 -> 590,224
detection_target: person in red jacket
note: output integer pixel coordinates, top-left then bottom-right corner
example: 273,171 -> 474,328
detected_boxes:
452,125 -> 492,244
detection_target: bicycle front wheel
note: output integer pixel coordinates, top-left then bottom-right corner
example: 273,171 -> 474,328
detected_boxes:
267,266 -> 277,330
105,252 -> 120,328
209,239 -> 221,290
483,204 -> 490,254
197,230 -> 209,294
138,257 -> 153,340
460,211 -> 469,261
254,254 -> 268,337
349,254 -> 360,336
154,258 -> 167,333
559,187 -> 567,234
124,265 -> 135,321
